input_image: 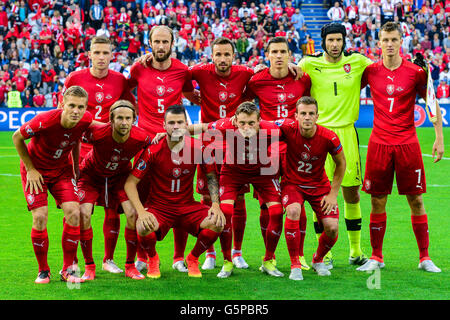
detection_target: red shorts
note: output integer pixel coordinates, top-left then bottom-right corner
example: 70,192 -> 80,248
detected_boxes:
144,201 -> 209,240
77,168 -> 129,209
281,183 -> 339,220
362,141 -> 426,195
196,163 -> 250,196
220,171 -> 281,204
20,164 -> 79,211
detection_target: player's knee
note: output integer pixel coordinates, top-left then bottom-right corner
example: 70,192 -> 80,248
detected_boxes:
80,208 -> 91,227
32,209 -> 48,229
64,205 -> 81,226
343,186 -> 360,203
126,209 -> 138,229
286,205 -> 301,220
407,195 -> 424,213
324,223 -> 338,239
208,224 -> 224,233
371,195 -> 387,212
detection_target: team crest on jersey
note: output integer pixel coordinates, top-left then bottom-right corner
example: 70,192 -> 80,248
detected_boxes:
365,179 -> 371,190
111,155 -> 120,162
219,91 -> 228,102
287,93 -> 295,99
136,159 -> 147,171
78,190 -> 85,201
277,93 -> 286,103
386,84 -> 395,96
60,140 -> 69,148
27,194 -> 35,205
25,125 -> 34,136
106,94 -> 112,100
274,119 -> 285,127
229,93 -> 236,99
95,92 -> 104,103
198,179 -> 204,190
343,64 -> 351,73
282,195 -> 289,206
301,152 -> 310,161
156,85 -> 166,96
173,168 -> 182,178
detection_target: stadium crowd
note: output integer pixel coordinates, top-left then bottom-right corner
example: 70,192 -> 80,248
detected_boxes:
1,0 -> 450,108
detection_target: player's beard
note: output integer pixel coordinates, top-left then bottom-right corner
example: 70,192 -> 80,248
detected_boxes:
169,128 -> 187,142
154,49 -> 172,62
216,62 -> 231,74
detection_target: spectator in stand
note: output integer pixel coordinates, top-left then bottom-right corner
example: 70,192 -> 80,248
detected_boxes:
7,83 -> 22,108
0,79 -> 7,108
90,0 -> 104,31
346,0 -> 359,24
41,64 -> 56,95
12,69 -> 27,94
32,87 -> 45,107
421,33 -> 432,51
291,7 -> 305,33
236,32 -> 249,61
28,62 -> 41,90
437,79 -> 450,98
327,2 -> 345,23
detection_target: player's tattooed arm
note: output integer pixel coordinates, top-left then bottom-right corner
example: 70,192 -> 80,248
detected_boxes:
206,171 -> 220,204
432,101 -> 445,163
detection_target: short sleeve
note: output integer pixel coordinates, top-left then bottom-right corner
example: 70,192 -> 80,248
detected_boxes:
19,112 -> 47,139
328,131 -> 342,156
131,146 -> 152,179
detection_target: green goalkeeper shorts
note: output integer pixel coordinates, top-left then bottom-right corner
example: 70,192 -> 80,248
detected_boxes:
324,125 -> 362,187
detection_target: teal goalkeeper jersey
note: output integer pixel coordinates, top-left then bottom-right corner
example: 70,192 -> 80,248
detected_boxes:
298,52 -> 373,128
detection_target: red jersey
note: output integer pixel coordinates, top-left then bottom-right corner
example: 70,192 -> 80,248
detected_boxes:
207,117 -> 280,175
128,58 -> 194,136
19,109 -> 93,177
188,63 -> 254,122
63,68 -> 135,123
81,123 -> 150,177
245,69 -> 311,120
277,119 -> 342,194
132,137 -> 214,206
362,59 -> 427,145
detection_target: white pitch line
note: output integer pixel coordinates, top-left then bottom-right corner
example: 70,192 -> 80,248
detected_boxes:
0,173 -> 20,177
359,145 -> 450,160
0,155 -> 18,158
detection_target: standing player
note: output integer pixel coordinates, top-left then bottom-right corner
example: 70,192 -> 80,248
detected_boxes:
12,86 -> 92,284
187,37 -> 254,271
63,36 -> 136,275
245,36 -> 312,271
77,100 -> 150,281
188,102 -> 285,278
124,105 -> 225,278
298,23 -> 373,267
277,96 -> 346,280
128,25 -> 198,273
357,22 -> 444,272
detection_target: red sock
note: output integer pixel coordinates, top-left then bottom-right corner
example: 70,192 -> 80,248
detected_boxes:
219,203 -> 233,262
232,199 -> 247,251
80,227 -> 94,265
62,223 -> 80,271
411,214 -> 430,262
191,229 -> 221,258
369,212 -> 387,262
259,207 -> 270,247
137,233 -> 157,258
298,206 -> 307,256
313,233 -> 338,263
103,208 -> 120,263
201,199 -> 216,257
31,228 -> 49,272
136,239 -> 148,262
284,218 -> 301,268
264,204 -> 283,261
173,227 -> 188,262
125,227 -> 138,264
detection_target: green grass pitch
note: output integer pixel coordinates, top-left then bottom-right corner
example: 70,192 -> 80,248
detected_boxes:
0,128 -> 449,300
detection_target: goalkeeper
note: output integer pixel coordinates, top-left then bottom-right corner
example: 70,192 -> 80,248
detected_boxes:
297,23 -> 373,268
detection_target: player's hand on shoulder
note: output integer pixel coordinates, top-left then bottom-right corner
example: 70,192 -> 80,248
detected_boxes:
26,168 -> 44,194
253,63 -> 268,74
152,132 -> 167,144
432,139 -> 444,163
288,63 -> 304,80
136,53 -> 153,68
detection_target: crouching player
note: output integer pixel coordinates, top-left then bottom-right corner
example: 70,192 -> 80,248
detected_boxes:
77,100 -> 151,280
277,96 -> 346,279
124,105 -> 225,278
12,86 -> 93,284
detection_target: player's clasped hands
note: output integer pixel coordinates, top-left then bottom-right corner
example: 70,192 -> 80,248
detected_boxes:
320,193 -> 338,215
26,168 -> 44,194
